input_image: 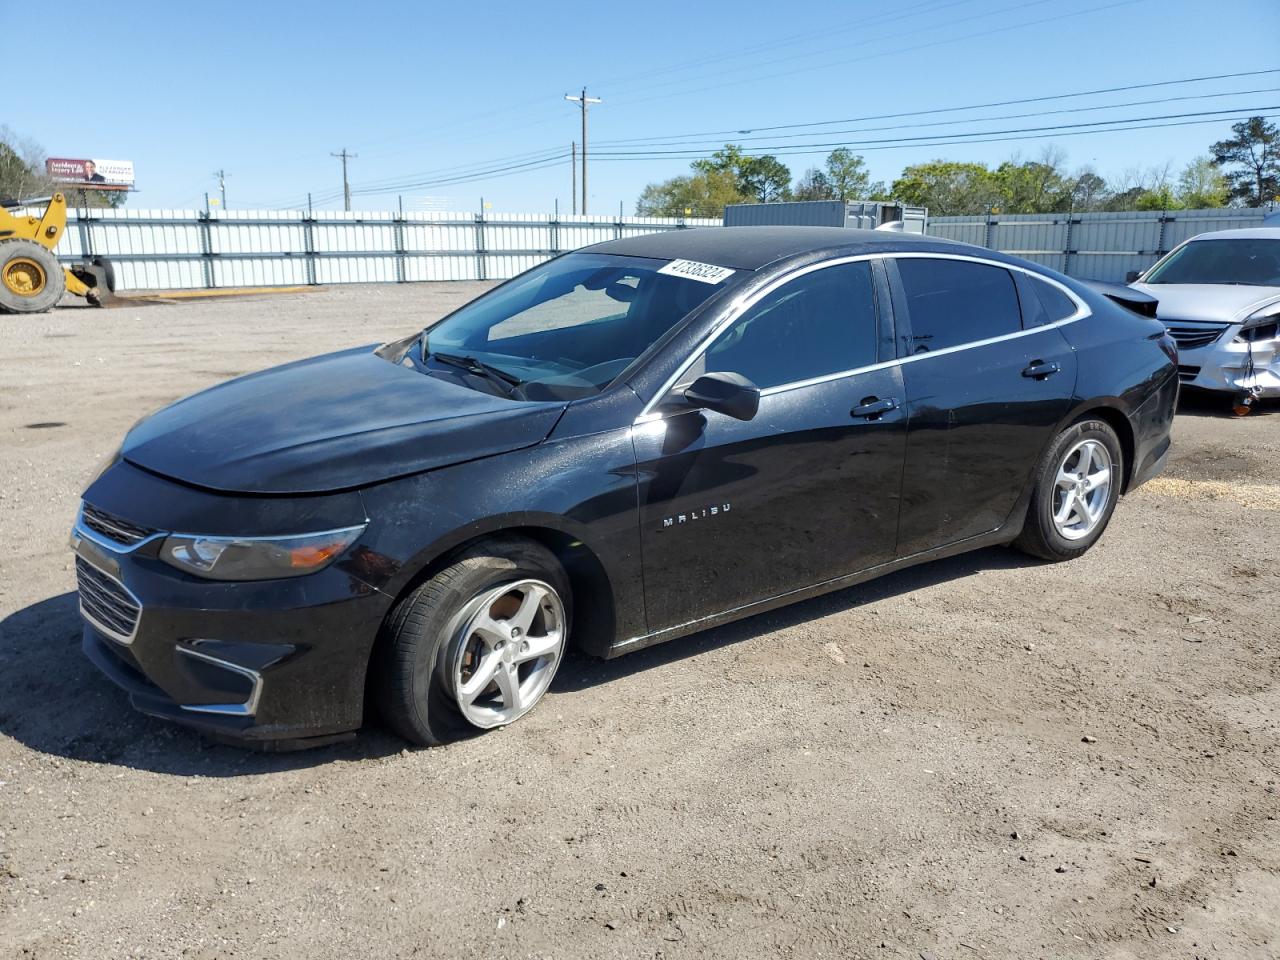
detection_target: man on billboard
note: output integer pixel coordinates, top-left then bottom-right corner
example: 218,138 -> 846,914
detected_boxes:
82,160 -> 106,183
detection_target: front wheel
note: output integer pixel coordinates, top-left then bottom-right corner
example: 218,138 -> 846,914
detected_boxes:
0,240 -> 66,314
372,537 -> 571,746
1014,418 -> 1123,562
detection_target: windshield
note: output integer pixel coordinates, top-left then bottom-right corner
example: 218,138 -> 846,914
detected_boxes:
415,252 -> 741,400
1144,238 -> 1280,287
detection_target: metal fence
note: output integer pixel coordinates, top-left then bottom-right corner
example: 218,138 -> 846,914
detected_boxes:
927,207 -> 1273,282
45,208 -> 723,292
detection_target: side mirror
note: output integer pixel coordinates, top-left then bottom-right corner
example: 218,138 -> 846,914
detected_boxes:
681,371 -> 760,421
1125,270 -> 1142,284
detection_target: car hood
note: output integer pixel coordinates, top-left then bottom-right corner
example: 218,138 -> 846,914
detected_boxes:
1131,282 -> 1280,325
122,346 -> 567,494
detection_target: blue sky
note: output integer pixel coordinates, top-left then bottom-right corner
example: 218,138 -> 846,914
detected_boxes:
15,0 -> 1279,212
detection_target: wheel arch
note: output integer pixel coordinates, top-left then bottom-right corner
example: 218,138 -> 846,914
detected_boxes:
1062,400 -> 1137,493
371,517 -> 620,667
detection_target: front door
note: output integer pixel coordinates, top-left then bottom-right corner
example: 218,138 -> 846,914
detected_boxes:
632,259 -> 907,634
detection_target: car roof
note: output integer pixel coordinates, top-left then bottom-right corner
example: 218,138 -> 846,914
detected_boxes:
1185,227 -> 1280,242
584,225 -> 960,271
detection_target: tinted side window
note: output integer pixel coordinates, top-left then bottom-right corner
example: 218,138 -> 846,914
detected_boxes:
896,258 -> 1021,353
1030,277 -> 1078,323
701,261 -> 878,389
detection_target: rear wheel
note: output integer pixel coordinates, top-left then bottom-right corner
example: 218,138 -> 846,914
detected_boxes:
372,537 -> 571,746
1014,418 -> 1123,562
0,240 -> 65,314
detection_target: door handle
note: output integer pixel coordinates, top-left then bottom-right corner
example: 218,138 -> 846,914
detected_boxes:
1021,360 -> 1062,380
851,396 -> 899,420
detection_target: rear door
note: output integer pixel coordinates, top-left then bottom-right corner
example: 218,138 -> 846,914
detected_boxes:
887,255 -> 1081,557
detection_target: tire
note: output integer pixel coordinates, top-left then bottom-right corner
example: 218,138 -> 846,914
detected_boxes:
1014,418 -> 1124,562
0,240 -> 66,314
372,537 -> 571,746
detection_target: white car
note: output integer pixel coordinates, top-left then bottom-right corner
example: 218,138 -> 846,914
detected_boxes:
1129,228 -> 1280,408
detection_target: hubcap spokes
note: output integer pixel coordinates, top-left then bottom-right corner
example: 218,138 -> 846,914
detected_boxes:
1052,439 -> 1112,541
451,579 -> 565,728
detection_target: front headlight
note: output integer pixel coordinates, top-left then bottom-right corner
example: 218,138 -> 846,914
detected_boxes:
159,525 -> 367,581
1236,305 -> 1280,343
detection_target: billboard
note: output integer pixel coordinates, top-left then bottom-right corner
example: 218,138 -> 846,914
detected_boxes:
46,158 -> 134,190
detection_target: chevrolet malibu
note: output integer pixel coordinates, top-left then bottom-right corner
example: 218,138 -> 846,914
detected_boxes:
72,227 -> 1178,748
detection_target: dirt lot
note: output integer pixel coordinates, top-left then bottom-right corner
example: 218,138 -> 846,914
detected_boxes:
2,284 -> 1278,960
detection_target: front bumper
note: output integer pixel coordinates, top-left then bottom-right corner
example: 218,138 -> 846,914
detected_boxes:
1177,334 -> 1280,398
71,466 -> 394,745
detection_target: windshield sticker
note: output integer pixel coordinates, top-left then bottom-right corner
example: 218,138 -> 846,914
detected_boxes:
658,259 -> 736,285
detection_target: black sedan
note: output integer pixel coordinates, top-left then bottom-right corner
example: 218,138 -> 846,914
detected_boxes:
71,227 -> 1178,747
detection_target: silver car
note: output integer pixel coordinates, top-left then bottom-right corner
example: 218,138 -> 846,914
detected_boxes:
1129,228 -> 1280,406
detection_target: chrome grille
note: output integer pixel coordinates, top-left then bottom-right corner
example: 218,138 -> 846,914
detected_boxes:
81,503 -> 154,547
76,556 -> 141,643
1165,325 -> 1225,351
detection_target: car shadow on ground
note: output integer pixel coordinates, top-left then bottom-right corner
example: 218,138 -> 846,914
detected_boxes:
1,546 -> 1033,777
551,545 -> 1034,693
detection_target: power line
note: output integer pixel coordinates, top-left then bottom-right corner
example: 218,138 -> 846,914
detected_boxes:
592,107 -> 1279,161
608,0 -> 1057,103
593,86 -> 1280,153
610,0 -> 1144,112
595,68 -> 1280,147
585,0 -> 981,96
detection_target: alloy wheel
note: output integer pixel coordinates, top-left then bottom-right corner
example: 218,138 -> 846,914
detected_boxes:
449,578 -> 566,728
1052,438 -> 1113,541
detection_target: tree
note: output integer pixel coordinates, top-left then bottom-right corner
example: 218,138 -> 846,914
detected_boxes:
824,148 -> 884,201
1176,156 -> 1229,208
1211,117 -> 1279,207
990,148 -> 1075,213
1069,170 -> 1108,211
891,160 -> 998,216
692,145 -> 792,203
0,126 -> 123,208
635,167 -> 747,217
792,167 -> 835,201
0,126 -> 55,202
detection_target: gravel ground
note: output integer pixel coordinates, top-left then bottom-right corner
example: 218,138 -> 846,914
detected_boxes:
2,284 -> 1278,960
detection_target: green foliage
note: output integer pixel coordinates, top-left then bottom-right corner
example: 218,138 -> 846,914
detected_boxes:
891,161 -> 998,216
1134,187 -> 1182,211
637,123 -> 1275,218
692,145 -> 792,203
824,148 -> 885,201
0,125 -> 121,208
1176,156 -> 1229,208
792,167 -> 835,201
1210,117 -> 1279,207
0,126 -> 54,202
635,167 -> 747,218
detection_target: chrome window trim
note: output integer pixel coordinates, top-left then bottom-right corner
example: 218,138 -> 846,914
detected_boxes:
75,556 -> 143,646
634,250 -> 1091,422
177,646 -> 264,718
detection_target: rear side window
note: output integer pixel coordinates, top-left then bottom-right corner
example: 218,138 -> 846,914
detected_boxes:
699,261 -> 878,389
1029,277 -> 1078,323
895,258 -> 1022,354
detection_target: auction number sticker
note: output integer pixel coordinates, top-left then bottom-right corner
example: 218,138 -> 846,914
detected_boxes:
657,259 -> 736,284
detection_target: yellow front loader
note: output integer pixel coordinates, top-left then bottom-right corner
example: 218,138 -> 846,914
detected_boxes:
0,193 -> 112,313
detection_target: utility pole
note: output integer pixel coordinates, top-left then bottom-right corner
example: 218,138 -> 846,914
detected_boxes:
570,142 -> 577,216
213,169 -> 227,208
564,88 -> 601,214
331,148 -> 357,212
